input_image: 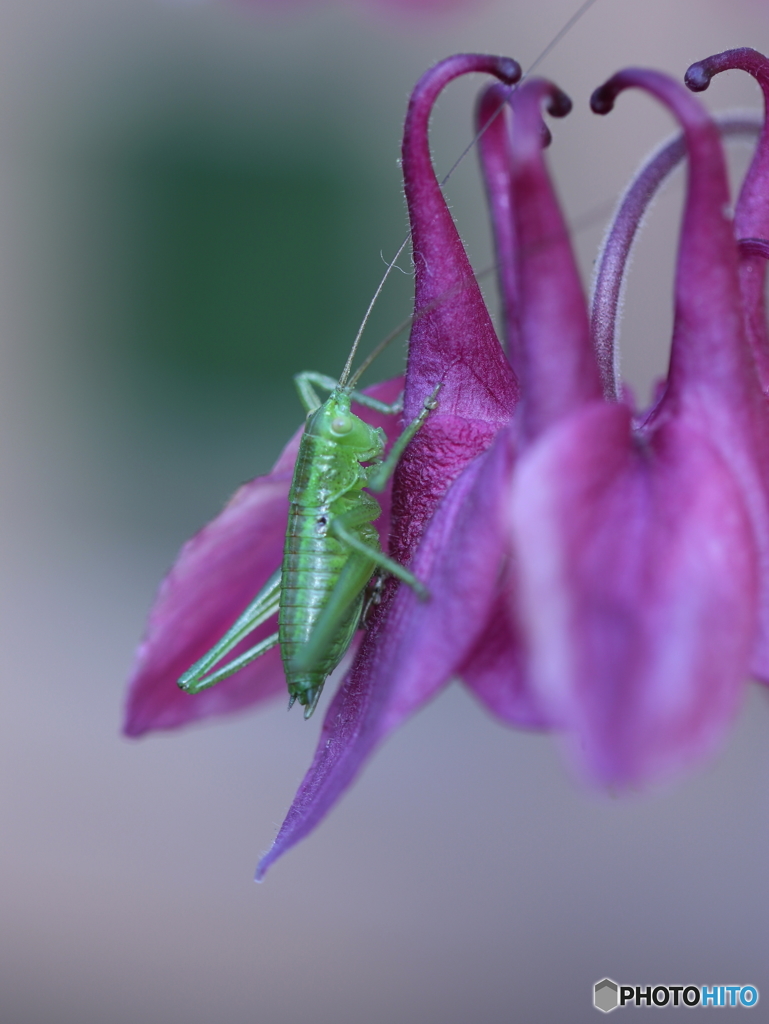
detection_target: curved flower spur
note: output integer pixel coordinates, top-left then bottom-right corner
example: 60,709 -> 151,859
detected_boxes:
507,68 -> 769,786
683,48 -> 769,682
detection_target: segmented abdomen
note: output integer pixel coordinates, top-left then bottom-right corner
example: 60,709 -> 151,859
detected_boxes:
279,503 -> 350,664
279,431 -> 381,696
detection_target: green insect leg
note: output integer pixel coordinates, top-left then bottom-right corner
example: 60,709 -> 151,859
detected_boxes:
330,507 -> 430,601
295,370 -> 409,417
178,568 -> 282,694
294,372 -> 340,413
367,382 -> 442,492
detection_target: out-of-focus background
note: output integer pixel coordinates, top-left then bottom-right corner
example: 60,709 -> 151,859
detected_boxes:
1,1 -> 768,1021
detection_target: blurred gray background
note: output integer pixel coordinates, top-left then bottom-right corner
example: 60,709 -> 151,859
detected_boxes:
1,1 -> 768,1021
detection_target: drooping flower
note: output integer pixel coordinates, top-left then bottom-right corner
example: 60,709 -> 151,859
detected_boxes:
506,69 -> 769,785
127,47 -> 769,880
683,48 -> 769,680
590,48 -> 769,691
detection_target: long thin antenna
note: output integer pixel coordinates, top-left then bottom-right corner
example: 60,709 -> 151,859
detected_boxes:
347,263 -> 496,389
523,0 -> 603,80
342,0 -> 604,382
338,235 -> 410,387
347,193 -> 619,389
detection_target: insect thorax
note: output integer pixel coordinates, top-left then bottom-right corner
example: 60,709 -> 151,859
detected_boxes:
289,416 -> 385,508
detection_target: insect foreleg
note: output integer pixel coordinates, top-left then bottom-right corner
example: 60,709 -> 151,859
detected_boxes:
367,382 -> 442,493
178,568 -> 282,694
294,372 -> 340,413
345,389 -> 403,416
329,510 -> 429,601
295,371 -> 406,417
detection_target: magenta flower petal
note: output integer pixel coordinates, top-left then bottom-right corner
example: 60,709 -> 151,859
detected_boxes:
258,54 -> 524,877
511,401 -> 758,784
476,82 -> 521,366
124,378 -> 403,737
507,68 -> 766,785
458,585 -> 550,729
258,428 -> 518,878
125,471 -> 290,737
393,55 -> 520,563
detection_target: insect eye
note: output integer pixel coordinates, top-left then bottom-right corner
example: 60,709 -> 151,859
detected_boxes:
331,415 -> 353,435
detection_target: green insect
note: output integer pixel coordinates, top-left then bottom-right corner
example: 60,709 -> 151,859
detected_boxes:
177,327 -> 441,718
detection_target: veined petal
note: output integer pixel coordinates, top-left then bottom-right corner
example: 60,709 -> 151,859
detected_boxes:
394,56 -> 521,562
124,378 -> 403,736
401,54 -> 520,426
257,55 -> 530,875
258,426 -> 519,878
511,402 -> 758,785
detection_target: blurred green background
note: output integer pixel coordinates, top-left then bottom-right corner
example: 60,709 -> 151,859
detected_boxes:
2,2 -> 769,1023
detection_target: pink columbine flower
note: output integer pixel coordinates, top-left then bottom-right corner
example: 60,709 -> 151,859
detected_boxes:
504,68 -> 769,786
126,49 -> 769,878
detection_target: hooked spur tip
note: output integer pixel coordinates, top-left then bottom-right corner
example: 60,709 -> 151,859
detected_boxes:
684,62 -> 713,93
590,82 -> 617,115
547,87 -> 572,119
497,56 -> 522,85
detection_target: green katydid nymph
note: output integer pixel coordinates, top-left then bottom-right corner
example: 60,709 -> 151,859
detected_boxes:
177,329 -> 441,719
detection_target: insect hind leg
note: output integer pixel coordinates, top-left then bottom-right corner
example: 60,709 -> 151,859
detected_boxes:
178,568 -> 282,694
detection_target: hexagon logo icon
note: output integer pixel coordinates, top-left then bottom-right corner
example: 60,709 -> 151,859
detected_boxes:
594,979 -> 619,1013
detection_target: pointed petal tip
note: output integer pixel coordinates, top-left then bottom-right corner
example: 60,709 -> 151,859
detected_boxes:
254,862 -> 268,884
122,717 -> 146,739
